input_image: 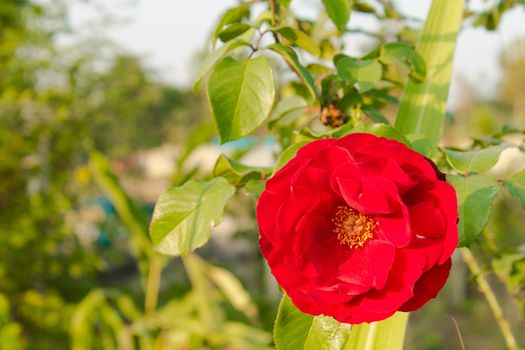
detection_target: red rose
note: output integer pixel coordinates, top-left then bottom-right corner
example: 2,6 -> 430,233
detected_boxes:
257,133 -> 458,324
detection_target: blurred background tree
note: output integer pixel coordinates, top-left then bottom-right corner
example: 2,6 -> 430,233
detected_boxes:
1,0 -> 525,349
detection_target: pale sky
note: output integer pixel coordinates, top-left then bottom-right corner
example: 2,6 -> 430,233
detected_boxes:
71,0 -> 525,107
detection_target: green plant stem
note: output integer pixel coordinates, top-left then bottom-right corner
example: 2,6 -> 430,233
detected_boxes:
145,253 -> 164,317
269,0 -> 277,26
461,248 -> 519,350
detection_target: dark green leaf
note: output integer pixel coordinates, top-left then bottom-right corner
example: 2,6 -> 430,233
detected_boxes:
207,56 -> 275,143
322,0 -> 352,32
267,43 -> 318,98
192,39 -> 251,93
448,175 -> 500,247
213,154 -> 272,185
362,106 -> 390,124
244,178 -> 266,198
504,168 -> 525,210
149,178 -> 236,256
334,124 -> 411,146
218,23 -> 252,42
442,144 -> 511,174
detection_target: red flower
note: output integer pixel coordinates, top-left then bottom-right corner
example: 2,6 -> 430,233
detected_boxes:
257,133 -> 458,324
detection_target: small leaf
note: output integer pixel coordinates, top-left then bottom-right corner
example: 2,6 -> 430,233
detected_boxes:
336,56 -> 383,89
274,295 -> 351,350
244,178 -> 266,198
379,42 -> 426,81
275,27 -> 321,57
448,175 -> 500,247
207,56 -> 275,143
442,144 -> 511,174
267,43 -> 318,98
362,106 -> 390,124
322,0 -> 351,32
218,23 -> 252,42
150,178 -> 236,256
192,39 -> 251,93
213,154 -> 272,185
504,168 -> 525,210
274,141 -> 309,173
269,96 -> 308,128
213,5 -> 250,41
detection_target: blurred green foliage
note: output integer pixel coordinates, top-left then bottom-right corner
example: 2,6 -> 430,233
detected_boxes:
1,0 -> 525,349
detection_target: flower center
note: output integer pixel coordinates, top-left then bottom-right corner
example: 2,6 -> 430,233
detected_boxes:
332,205 -> 377,249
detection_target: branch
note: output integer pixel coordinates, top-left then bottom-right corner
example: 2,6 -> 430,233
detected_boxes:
461,248 -> 519,350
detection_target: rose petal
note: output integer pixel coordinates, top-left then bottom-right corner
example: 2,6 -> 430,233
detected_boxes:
400,259 -> 452,312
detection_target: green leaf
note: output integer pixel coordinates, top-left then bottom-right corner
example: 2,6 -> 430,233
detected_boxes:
379,42 -> 426,81
274,295 -> 408,350
336,56 -> 383,89
395,0 -> 465,151
275,27 -> 321,57
213,154 -> 272,185
213,5 -> 250,41
269,96 -> 308,128
322,0 -> 351,32
274,141 -> 309,173
448,175 -> 500,247
149,177 -> 236,256
442,144 -> 510,174
192,39 -> 251,93
207,56 -> 275,143
504,168 -> 525,210
362,105 -> 390,124
244,178 -> 266,198
274,295 -> 351,350
267,43 -> 318,98
218,23 -> 252,42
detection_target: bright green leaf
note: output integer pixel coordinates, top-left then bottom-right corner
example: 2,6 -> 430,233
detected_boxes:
448,175 -> 500,247
267,43 -> 318,98
332,124 -> 411,146
269,96 -> 308,128
213,154 -> 272,185
275,26 -> 321,57
274,295 -> 351,350
504,168 -> 525,210
274,141 -> 309,173
207,56 -> 275,143
336,56 -> 383,89
213,5 -> 250,41
192,39 -> 251,93
379,42 -> 426,81
322,0 -> 352,32
442,144 -> 511,174
149,178 -> 236,256
218,23 -> 252,42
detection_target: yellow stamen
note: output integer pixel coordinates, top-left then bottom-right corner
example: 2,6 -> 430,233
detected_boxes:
332,205 -> 377,249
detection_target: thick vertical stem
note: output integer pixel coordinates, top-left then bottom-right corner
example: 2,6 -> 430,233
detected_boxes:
395,0 -> 465,150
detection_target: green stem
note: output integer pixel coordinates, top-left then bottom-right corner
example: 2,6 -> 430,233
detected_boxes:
461,248 -> 519,350
395,0 -> 464,149
145,253 -> 164,317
